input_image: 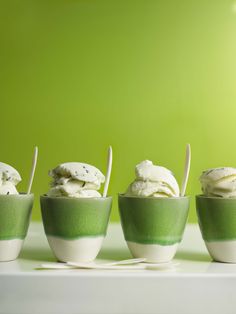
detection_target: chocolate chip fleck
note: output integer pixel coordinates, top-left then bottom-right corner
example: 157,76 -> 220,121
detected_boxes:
205,169 -> 214,176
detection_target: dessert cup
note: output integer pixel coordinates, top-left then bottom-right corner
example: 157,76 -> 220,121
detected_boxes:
118,195 -> 190,263
196,195 -> 236,263
40,196 -> 112,262
0,193 -> 34,262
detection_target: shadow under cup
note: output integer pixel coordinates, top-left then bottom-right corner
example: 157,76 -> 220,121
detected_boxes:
0,194 -> 34,262
118,195 -> 190,263
40,196 -> 112,262
196,195 -> 236,263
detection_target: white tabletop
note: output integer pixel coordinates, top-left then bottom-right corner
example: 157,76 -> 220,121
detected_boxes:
0,222 -> 236,314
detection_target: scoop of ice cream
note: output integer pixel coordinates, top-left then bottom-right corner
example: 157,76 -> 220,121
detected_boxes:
200,167 -> 236,197
126,160 -> 179,197
47,162 -> 105,198
0,162 -> 21,195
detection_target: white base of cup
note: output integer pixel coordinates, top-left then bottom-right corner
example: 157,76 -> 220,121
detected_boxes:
126,241 -> 178,263
47,235 -> 104,263
205,240 -> 236,263
0,239 -> 23,262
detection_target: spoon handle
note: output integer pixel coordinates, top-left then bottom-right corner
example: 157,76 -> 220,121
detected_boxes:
27,146 -> 38,194
103,146 -> 113,197
105,258 -> 146,266
66,262 -> 145,270
40,263 -> 74,269
180,144 -> 191,197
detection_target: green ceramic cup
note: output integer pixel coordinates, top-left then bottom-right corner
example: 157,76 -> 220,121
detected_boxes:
40,196 -> 112,262
196,195 -> 236,263
0,193 -> 34,262
118,195 -> 190,263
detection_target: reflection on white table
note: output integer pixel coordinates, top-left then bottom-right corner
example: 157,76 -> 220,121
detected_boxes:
1,223 -> 236,314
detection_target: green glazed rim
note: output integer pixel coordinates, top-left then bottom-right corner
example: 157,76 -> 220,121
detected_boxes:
40,195 -> 112,240
196,194 -> 236,200
118,194 -> 190,245
0,193 -> 34,240
196,194 -> 236,242
118,194 -> 190,200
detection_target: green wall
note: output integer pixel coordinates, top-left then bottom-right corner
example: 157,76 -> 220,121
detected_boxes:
1,0 -> 236,223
